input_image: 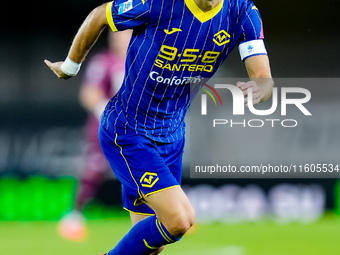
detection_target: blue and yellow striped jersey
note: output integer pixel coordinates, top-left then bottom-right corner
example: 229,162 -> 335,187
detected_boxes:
102,0 -> 266,142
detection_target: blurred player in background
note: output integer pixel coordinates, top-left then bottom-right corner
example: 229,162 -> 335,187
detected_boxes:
45,0 -> 274,254
58,30 -> 131,241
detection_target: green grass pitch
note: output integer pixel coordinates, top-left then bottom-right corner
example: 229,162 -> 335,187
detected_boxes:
1,212 -> 339,255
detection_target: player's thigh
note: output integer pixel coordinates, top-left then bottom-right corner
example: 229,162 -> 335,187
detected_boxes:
144,186 -> 195,237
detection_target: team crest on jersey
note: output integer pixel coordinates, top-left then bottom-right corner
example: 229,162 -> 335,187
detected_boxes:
118,0 -> 133,14
213,30 -> 230,46
140,172 -> 159,188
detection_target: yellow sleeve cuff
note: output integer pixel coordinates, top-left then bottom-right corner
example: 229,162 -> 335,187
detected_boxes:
106,2 -> 118,32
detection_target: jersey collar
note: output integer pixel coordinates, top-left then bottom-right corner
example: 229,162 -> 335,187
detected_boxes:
184,0 -> 224,23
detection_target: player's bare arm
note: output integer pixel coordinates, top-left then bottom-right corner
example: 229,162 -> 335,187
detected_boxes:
237,54 -> 274,106
44,3 -> 109,79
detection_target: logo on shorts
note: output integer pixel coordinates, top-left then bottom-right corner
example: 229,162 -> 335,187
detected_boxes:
140,172 -> 159,188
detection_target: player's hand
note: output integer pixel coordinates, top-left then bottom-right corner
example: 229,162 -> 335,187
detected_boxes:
44,60 -> 72,80
236,81 -> 263,106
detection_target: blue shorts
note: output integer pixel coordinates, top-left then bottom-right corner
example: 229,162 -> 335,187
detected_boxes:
99,125 -> 184,215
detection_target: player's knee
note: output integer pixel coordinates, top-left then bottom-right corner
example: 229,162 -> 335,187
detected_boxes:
168,207 -> 195,238
187,204 -> 196,228
174,212 -> 195,237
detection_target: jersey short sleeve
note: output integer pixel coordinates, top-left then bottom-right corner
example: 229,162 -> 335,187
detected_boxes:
106,0 -> 150,32
238,2 -> 267,61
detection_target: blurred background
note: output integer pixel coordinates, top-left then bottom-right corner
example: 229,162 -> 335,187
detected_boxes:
1,0 -> 340,254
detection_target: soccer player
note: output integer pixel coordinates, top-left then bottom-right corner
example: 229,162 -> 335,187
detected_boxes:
58,30 -> 131,241
45,0 -> 274,254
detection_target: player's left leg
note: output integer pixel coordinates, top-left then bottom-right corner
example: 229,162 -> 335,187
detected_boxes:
99,127 -> 188,255
130,213 -> 165,255
130,212 -> 148,226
